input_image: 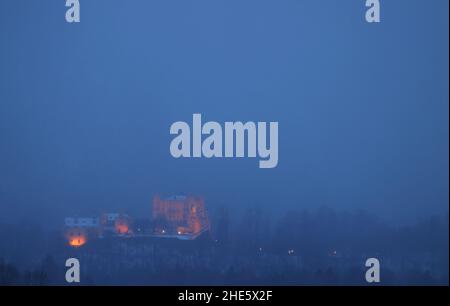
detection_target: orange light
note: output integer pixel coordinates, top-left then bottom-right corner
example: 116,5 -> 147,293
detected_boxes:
65,228 -> 87,248
116,223 -> 129,234
69,236 -> 86,247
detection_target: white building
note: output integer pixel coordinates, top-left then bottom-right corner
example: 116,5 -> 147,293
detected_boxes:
64,217 -> 100,228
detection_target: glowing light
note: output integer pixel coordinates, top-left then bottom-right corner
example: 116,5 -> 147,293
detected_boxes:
114,215 -> 131,235
69,236 -> 86,247
288,249 -> 295,255
116,223 -> 129,234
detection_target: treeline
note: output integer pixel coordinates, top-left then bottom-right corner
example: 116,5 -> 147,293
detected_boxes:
0,256 -> 62,285
0,208 -> 448,285
212,206 -> 449,262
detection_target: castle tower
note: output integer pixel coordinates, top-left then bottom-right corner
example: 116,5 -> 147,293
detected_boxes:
152,195 -> 210,236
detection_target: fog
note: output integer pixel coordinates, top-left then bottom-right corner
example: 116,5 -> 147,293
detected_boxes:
0,0 -> 448,227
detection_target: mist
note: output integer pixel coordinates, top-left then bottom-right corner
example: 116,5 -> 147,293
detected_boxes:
0,1 -> 448,286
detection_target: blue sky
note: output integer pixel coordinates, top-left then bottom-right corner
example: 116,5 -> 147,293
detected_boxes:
0,0 -> 448,225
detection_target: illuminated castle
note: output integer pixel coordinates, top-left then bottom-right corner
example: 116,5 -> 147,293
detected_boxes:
63,195 -> 210,247
152,195 -> 210,238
